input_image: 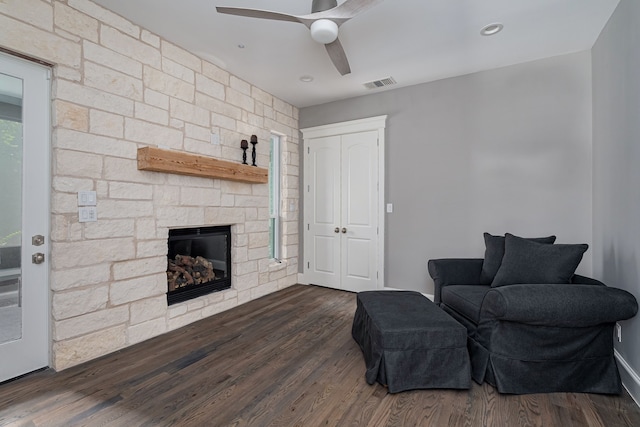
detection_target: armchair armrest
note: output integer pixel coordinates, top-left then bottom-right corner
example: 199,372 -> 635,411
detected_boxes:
481,284 -> 638,327
428,258 -> 484,303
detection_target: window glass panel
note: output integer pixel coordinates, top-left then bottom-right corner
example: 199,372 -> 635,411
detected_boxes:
268,135 -> 280,260
0,72 -> 23,344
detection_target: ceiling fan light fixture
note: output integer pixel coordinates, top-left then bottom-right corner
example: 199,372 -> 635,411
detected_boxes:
310,19 -> 339,44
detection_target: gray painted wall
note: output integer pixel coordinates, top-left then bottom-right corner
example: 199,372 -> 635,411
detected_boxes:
300,52 -> 594,294
592,0 -> 640,390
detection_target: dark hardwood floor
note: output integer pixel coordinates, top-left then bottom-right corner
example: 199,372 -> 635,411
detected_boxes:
1,284 -> 639,426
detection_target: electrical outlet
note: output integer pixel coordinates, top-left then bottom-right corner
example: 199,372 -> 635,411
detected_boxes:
616,322 -> 622,342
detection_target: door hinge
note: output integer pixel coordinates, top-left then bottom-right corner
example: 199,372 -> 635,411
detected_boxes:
307,261 -> 310,269
307,146 -> 310,154
307,223 -> 310,231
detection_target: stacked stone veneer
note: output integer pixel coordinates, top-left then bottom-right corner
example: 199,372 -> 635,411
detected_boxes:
0,0 -> 299,370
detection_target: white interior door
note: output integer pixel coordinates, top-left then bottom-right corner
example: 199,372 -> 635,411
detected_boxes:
340,131 -> 379,292
305,136 -> 341,288
0,53 -> 50,382
304,127 -> 381,292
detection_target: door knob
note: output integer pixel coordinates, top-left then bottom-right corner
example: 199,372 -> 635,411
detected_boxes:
334,227 -> 340,233
32,253 -> 45,264
341,228 -> 347,233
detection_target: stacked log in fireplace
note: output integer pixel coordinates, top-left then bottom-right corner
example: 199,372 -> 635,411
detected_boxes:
167,254 -> 220,292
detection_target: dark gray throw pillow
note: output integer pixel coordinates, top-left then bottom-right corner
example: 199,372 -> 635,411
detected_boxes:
491,233 -> 588,287
480,233 -> 556,284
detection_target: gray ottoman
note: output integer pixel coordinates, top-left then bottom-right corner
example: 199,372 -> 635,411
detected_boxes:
352,290 -> 471,393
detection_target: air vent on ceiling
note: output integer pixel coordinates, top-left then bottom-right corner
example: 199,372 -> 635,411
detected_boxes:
364,77 -> 397,90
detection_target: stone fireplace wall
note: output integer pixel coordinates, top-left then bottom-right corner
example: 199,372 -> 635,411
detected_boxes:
1,0 -> 299,370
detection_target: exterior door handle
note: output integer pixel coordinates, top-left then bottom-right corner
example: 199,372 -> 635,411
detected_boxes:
334,227 -> 340,233
32,253 -> 45,264
341,228 -> 347,233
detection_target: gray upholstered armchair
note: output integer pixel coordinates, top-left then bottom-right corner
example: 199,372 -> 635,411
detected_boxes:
428,257 -> 638,394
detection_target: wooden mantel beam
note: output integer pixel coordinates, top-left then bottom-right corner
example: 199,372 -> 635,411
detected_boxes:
137,146 -> 268,184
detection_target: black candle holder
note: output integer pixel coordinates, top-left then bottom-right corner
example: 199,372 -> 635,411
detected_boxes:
250,135 -> 258,167
240,139 -> 248,165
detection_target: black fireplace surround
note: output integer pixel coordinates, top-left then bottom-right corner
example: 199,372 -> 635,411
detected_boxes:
166,225 -> 231,305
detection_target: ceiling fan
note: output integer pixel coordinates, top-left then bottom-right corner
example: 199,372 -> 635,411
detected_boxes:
216,0 -> 385,76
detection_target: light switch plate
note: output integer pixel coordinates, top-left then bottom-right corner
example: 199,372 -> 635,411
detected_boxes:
78,191 -> 97,206
386,203 -> 393,213
79,206 -> 97,222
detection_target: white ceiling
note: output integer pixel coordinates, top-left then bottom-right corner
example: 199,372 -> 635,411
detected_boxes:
92,0 -> 620,108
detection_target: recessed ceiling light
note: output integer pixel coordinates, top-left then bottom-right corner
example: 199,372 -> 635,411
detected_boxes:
480,23 -> 503,36
299,75 -> 314,83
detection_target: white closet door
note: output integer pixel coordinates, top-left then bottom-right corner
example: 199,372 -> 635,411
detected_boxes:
304,130 -> 379,292
305,136 -> 342,289
340,131 -> 378,292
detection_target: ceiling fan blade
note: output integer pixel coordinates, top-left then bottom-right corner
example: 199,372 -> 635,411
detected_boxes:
322,0 -> 385,21
216,7 -> 302,24
325,38 -> 351,75
312,0 -> 338,14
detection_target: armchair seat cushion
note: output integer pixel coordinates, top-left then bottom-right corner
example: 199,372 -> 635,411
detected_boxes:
441,285 -> 490,325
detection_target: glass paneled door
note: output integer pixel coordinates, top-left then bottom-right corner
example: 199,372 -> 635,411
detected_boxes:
0,52 -> 50,382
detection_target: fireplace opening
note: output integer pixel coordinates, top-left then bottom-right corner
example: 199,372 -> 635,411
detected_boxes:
166,225 -> 231,305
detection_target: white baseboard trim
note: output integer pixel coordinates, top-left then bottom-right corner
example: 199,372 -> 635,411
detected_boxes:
615,349 -> 640,408
297,273 -> 308,285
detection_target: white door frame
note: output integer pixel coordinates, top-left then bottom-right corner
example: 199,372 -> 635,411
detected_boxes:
0,51 -> 51,382
300,115 -> 387,288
